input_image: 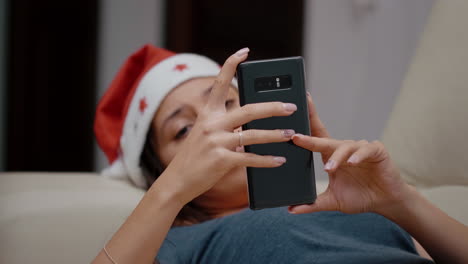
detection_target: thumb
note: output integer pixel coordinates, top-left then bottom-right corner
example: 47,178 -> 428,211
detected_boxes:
288,190 -> 337,214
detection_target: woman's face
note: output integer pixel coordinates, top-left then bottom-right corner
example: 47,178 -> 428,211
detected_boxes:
152,77 -> 248,211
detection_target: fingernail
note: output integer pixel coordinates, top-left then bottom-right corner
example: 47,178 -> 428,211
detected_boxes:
283,103 -> 297,112
324,159 -> 336,171
274,157 -> 286,164
235,47 -> 250,57
282,129 -> 295,137
347,154 -> 359,164
306,91 -> 311,97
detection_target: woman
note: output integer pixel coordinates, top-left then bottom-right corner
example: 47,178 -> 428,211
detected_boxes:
92,44 -> 468,263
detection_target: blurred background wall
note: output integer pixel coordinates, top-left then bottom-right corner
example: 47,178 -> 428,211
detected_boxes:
95,0 -> 166,175
306,0 -> 433,142
0,0 -> 434,181
305,0 -> 434,179
0,0 -> 6,171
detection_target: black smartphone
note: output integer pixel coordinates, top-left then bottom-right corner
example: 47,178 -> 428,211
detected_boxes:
237,57 -> 316,210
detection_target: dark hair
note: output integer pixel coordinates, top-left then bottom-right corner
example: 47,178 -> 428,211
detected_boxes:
139,125 -> 210,226
139,125 -> 165,188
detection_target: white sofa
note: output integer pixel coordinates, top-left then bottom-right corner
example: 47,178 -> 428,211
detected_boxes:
0,173 -> 144,263
1,1 -> 468,263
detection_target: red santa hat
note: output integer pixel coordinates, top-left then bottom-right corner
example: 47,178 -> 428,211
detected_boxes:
94,44 -> 236,188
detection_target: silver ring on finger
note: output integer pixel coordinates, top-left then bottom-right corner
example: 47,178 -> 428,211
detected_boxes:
238,131 -> 244,147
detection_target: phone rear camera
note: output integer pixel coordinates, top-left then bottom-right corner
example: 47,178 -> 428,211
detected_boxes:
254,75 -> 292,92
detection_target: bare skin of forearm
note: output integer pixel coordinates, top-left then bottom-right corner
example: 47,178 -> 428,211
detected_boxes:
92,176 -> 184,264
379,185 -> 468,264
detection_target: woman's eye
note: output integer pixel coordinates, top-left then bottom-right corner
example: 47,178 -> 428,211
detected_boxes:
174,125 -> 191,140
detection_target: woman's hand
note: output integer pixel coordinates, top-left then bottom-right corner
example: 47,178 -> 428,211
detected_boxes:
294,97 -> 468,264
289,135 -> 412,215
159,48 -> 297,205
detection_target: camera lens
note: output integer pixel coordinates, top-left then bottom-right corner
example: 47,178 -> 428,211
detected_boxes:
255,76 -> 291,92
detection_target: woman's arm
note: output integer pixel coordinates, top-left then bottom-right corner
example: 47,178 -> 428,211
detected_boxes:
381,185 -> 468,264
92,177 -> 184,264
92,48 -> 298,263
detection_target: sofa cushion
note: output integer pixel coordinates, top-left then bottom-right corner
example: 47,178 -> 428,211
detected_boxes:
0,173 -> 144,264
419,185 -> 468,226
382,1 -> 468,188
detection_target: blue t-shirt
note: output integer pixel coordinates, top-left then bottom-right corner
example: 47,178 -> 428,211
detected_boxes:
157,207 -> 433,263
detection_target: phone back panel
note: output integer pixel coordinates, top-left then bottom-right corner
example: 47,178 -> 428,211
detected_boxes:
237,57 -> 316,209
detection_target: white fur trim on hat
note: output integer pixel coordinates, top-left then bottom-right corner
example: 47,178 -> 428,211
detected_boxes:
101,157 -> 131,183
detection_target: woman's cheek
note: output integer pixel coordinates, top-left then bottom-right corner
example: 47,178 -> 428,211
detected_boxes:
160,143 -> 181,167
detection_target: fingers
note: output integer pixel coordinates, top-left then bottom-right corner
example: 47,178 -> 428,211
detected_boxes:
207,48 -> 249,110
323,140 -> 368,172
291,134 -> 341,153
227,129 -> 295,148
347,140 -> 386,165
223,101 -> 297,129
306,92 -> 329,138
292,135 -> 383,172
228,151 -> 286,168
288,190 -> 338,214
